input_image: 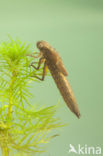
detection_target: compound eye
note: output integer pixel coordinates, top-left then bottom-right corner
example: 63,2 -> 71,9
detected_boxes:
37,41 -> 44,50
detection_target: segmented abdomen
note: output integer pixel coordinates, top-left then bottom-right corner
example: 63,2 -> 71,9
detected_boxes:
48,64 -> 80,118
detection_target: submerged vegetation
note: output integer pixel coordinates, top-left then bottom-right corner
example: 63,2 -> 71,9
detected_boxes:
0,38 -> 63,156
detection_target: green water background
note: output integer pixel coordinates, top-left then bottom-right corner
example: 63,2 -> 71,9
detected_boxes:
0,0 -> 103,155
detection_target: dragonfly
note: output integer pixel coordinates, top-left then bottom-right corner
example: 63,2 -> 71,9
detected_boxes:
30,41 -> 81,118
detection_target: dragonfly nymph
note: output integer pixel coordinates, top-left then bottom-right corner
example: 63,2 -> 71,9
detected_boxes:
30,41 -> 81,118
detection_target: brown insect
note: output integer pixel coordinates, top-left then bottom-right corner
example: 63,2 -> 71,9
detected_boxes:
30,41 -> 81,118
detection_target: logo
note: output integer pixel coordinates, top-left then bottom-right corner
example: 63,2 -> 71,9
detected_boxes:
68,144 -> 102,155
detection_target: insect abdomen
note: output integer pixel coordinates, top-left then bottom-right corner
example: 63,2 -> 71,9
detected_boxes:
48,64 -> 80,118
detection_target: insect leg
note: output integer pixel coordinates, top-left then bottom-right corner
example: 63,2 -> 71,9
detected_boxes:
26,52 -> 42,58
31,61 -> 47,81
31,57 -> 45,70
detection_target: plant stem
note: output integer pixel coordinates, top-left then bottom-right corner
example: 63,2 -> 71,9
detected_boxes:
4,72 -> 16,156
8,72 -> 16,121
2,146 -> 9,156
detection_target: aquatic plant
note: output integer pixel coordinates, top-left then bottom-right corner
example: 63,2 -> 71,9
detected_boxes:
0,38 -> 62,156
